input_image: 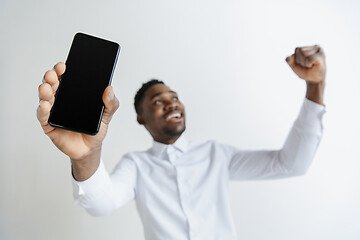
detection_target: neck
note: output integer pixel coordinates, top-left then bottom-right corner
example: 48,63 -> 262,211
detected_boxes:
154,134 -> 181,145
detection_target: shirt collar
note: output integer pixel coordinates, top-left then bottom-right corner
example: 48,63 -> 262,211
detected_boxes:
151,134 -> 188,158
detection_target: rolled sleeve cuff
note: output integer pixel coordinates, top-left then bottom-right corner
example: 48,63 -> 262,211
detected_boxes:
295,98 -> 326,134
72,159 -> 110,198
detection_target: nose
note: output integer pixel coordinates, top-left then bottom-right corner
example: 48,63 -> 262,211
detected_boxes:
164,100 -> 178,111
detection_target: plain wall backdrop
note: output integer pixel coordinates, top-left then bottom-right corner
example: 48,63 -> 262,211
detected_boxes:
0,0 -> 359,239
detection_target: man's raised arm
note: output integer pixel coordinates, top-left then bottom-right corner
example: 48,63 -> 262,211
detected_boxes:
36,62 -> 120,181
228,45 -> 326,180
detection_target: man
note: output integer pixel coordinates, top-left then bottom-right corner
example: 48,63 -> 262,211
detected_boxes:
37,45 -> 326,239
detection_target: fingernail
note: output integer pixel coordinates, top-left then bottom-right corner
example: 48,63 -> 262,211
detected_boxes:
285,56 -> 290,62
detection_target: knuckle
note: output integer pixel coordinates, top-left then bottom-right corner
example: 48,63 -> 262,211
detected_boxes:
113,98 -> 120,111
39,99 -> 46,108
305,58 -> 312,68
55,62 -> 66,74
39,100 -> 51,111
299,47 -> 306,55
44,70 -> 56,80
38,83 -> 46,94
44,69 -> 54,76
39,84 -> 53,99
39,82 -> 50,91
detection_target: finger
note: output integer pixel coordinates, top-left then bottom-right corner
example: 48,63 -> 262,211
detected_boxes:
295,47 -> 305,67
303,46 -> 324,68
304,53 -> 323,68
38,83 -> 55,105
37,100 -> 51,125
54,62 -> 66,79
301,45 -> 320,57
43,70 -> 59,93
294,45 -> 321,68
37,100 -> 55,134
101,86 -> 120,125
286,54 -> 308,79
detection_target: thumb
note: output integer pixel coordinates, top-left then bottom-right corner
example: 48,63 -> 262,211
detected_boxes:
285,54 -> 307,79
102,86 -> 119,125
285,54 -> 297,69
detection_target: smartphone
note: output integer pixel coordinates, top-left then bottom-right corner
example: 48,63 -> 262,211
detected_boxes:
48,32 -> 120,135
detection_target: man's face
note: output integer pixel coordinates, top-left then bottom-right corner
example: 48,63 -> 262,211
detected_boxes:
138,84 -> 186,144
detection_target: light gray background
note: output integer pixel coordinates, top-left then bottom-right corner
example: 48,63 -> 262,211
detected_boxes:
0,0 -> 359,239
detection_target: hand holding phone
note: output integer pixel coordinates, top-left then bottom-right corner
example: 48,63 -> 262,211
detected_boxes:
38,63 -> 119,160
37,33 -> 120,160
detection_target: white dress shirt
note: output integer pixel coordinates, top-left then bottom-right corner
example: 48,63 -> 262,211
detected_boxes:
72,98 -> 325,240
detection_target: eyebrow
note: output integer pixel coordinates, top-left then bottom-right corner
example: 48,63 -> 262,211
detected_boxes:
150,90 -> 177,100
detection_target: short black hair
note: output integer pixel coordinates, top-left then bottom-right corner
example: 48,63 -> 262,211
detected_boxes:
134,79 -> 165,115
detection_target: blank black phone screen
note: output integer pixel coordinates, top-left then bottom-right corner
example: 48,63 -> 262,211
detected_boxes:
48,33 -> 120,135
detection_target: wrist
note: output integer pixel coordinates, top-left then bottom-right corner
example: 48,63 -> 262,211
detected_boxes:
70,144 -> 102,161
305,80 -> 325,106
71,145 -> 102,181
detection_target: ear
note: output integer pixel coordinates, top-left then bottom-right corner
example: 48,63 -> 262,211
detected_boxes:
137,115 -> 145,125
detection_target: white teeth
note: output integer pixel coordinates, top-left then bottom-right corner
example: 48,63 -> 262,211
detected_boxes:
166,112 -> 181,120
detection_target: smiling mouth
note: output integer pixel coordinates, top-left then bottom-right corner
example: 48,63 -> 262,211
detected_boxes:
165,111 -> 183,122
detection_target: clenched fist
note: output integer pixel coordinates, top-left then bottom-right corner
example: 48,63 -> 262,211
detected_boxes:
286,45 -> 326,105
286,45 -> 326,84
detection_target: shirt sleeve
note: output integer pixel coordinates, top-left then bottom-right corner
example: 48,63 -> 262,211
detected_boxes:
72,157 -> 136,216
228,98 -> 326,180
